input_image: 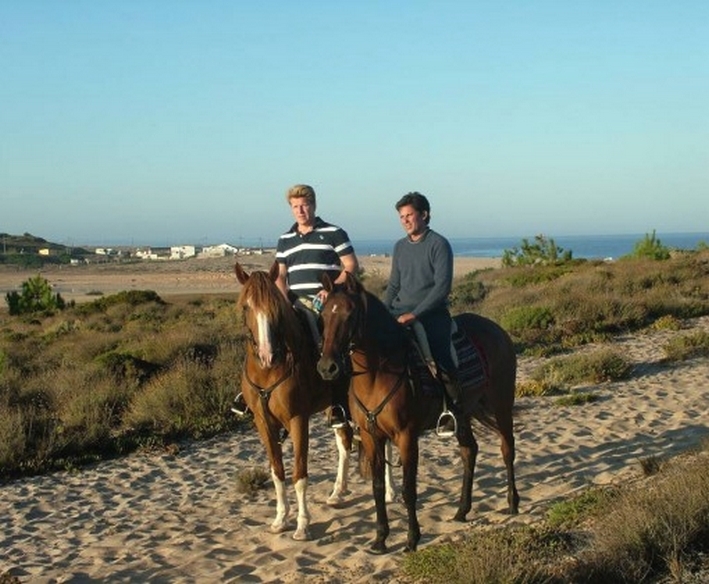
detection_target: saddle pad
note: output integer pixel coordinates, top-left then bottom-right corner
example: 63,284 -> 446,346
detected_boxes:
453,330 -> 487,391
409,330 -> 487,399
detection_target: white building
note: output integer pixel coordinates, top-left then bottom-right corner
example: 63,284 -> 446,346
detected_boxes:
170,245 -> 197,260
200,243 -> 238,257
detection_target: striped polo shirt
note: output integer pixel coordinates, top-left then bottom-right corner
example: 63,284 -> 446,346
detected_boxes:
276,217 -> 354,299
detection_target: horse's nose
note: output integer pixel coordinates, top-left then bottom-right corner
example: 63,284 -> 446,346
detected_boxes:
317,357 -> 340,381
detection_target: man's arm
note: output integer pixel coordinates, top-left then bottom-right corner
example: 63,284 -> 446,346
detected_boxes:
276,263 -> 289,300
333,252 -> 359,284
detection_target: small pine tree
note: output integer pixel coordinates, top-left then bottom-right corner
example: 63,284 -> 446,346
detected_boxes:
5,275 -> 66,315
502,234 -> 573,267
626,230 -> 670,260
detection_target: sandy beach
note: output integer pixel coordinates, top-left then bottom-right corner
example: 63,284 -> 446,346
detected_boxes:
1,256 -> 708,582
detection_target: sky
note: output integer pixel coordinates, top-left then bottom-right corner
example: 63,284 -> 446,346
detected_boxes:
1,1 -> 707,247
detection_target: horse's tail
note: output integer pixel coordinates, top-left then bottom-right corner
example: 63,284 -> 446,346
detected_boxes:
468,397 -> 501,433
357,439 -> 372,479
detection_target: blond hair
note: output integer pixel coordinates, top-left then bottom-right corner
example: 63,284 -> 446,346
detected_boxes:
286,184 -> 316,205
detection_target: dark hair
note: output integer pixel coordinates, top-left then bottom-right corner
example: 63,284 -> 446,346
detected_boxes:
395,192 -> 431,225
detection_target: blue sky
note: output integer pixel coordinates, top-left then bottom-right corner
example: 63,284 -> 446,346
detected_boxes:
2,1 -> 707,247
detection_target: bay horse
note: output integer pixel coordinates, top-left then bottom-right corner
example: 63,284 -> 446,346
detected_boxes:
316,272 -> 519,553
234,261 -> 352,541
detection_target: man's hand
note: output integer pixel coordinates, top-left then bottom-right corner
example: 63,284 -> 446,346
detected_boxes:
396,312 -> 417,325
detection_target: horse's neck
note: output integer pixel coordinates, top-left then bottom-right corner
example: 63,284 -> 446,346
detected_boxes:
362,292 -> 408,357
282,311 -> 312,358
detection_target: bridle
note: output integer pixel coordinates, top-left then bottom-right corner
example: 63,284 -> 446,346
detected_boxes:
241,306 -> 293,403
326,290 -> 409,437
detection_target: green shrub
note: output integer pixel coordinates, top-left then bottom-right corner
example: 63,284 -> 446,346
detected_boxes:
546,488 -> 612,528
500,305 -> 554,335
515,379 -> 563,397
5,275 -> 66,315
236,466 -> 270,495
553,391 -> 599,406
653,314 -> 683,331
663,331 -> 709,361
502,234 -> 573,267
402,524 -> 570,583
450,274 -> 487,311
624,230 -> 671,260
531,349 -> 632,388
76,290 -> 164,315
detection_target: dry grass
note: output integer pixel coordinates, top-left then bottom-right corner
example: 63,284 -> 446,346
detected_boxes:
0,292 -> 246,478
403,446 -> 709,583
463,250 -> 709,355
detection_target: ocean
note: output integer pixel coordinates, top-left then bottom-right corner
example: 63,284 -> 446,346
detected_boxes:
352,232 -> 709,260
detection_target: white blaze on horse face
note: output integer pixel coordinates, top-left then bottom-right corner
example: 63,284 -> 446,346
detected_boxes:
254,310 -> 274,368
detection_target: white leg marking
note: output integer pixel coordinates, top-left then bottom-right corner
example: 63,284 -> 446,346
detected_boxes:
385,440 -> 397,503
327,429 -> 351,505
293,477 -> 312,541
270,467 -> 290,533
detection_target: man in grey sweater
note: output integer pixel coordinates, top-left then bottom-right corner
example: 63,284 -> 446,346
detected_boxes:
384,192 -> 461,434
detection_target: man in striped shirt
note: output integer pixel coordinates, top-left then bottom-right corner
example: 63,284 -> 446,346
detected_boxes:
276,184 -> 359,428
275,184 -> 359,303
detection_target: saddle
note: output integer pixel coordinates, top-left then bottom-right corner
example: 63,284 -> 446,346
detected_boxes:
407,320 -> 487,399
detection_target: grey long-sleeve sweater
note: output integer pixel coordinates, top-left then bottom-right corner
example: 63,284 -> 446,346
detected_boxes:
384,228 -> 454,318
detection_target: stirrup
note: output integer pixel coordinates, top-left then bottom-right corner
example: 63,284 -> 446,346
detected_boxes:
436,409 -> 458,438
328,404 -> 348,429
230,392 -> 248,417
278,428 -> 289,444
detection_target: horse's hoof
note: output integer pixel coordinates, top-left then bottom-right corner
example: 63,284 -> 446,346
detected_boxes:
453,511 -> 468,522
270,522 -> 289,534
293,527 -> 312,541
369,541 -> 387,555
326,494 -> 343,506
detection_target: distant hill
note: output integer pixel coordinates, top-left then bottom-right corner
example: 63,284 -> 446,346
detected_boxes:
0,232 -> 91,255
0,232 -> 93,267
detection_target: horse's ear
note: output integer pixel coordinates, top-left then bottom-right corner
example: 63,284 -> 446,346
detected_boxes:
321,271 -> 335,293
268,261 -> 279,282
234,262 -> 249,285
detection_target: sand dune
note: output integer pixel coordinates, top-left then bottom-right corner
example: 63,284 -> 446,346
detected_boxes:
2,307 -> 708,582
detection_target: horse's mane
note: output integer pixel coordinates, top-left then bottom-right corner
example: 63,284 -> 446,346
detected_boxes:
238,271 -> 306,354
361,289 -> 409,351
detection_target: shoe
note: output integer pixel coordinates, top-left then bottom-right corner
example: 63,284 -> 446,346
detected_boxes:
436,410 -> 458,438
328,404 -> 348,429
230,392 -> 249,417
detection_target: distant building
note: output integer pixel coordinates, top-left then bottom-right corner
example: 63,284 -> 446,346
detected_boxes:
170,245 -> 197,260
200,243 -> 238,257
95,248 -> 120,256
135,247 -> 170,260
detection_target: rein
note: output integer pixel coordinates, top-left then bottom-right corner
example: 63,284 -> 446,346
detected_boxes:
242,314 -> 295,446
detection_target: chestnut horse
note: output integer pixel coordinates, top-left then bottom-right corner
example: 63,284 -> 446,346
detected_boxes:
316,273 -> 519,553
235,262 -> 352,541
